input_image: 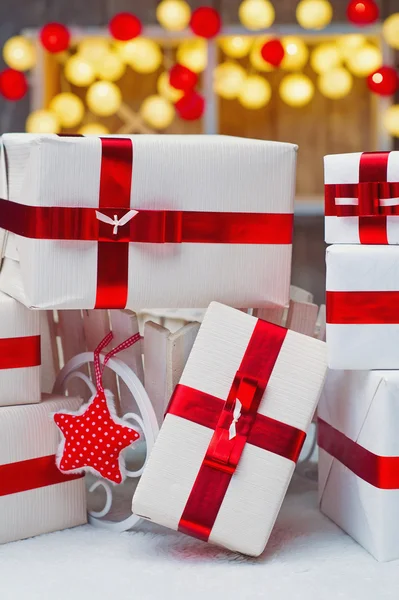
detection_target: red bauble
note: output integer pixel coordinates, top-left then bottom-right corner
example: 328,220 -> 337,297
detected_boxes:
0,69 -> 28,101
40,23 -> 70,53
346,1 -> 379,25
260,39 -> 285,67
176,91 -> 205,120
109,12 -> 142,40
190,7 -> 221,38
367,66 -> 399,96
169,64 -> 198,92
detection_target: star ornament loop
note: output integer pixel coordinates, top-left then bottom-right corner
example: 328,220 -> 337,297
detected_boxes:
54,388 -> 140,485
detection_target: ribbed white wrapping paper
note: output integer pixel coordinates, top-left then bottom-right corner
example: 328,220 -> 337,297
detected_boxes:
326,245 -> 399,369
0,290 -> 40,406
132,302 -> 327,556
319,369 -> 399,562
0,394 -> 87,545
0,134 -> 297,309
324,151 -> 399,244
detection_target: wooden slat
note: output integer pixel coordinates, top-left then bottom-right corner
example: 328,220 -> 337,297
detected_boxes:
143,321 -> 170,427
290,285 -> 314,304
253,304 -> 285,326
166,322 -> 200,400
58,310 -> 89,399
286,300 -> 319,337
315,304 -> 327,341
40,311 -> 58,394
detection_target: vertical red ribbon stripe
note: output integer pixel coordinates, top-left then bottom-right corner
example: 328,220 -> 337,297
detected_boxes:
358,152 -> 389,245
0,335 -> 41,369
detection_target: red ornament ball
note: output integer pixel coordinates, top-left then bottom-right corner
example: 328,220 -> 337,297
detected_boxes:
169,64 -> 198,92
0,69 -> 28,101
367,66 -> 399,96
190,7 -> 221,38
40,23 -> 70,53
109,12 -> 142,40
260,39 -> 285,68
176,91 -> 205,120
346,1 -> 379,25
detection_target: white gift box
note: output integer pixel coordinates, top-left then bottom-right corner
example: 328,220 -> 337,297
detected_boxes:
318,368 -> 399,562
326,244 -> 399,370
0,394 -> 87,544
0,134 -> 297,310
325,151 -> 399,244
0,290 -> 41,406
133,302 -> 327,556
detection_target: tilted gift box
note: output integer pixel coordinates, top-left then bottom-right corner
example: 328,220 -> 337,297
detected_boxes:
0,134 -> 297,310
132,302 -> 327,556
325,151 -> 399,244
0,290 -> 40,406
319,368 -> 399,562
0,394 -> 87,544
326,244 -> 399,370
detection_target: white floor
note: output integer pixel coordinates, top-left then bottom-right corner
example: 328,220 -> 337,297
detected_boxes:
1,473 -> 398,600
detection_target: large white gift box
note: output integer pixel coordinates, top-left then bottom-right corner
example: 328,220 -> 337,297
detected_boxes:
133,302 -> 327,556
0,290 -> 41,406
0,394 -> 87,544
326,244 -> 399,370
319,368 -> 399,562
0,134 -> 297,310
325,151 -> 399,244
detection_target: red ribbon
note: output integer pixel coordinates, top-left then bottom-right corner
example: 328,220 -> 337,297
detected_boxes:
0,454 -> 83,497
324,152 -> 399,244
326,290 -> 399,324
318,418 -> 399,490
167,319 -> 306,543
0,335 -> 41,370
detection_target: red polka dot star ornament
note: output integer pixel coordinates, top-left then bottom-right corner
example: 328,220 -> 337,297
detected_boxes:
40,23 -> 71,53
346,1 -> 379,25
190,6 -> 222,38
261,39 -> 285,68
0,68 -> 28,100
109,12 -> 142,41
367,66 -> 399,96
54,332 -> 141,485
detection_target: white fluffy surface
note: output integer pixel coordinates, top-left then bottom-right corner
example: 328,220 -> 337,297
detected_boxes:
1,474 -> 398,600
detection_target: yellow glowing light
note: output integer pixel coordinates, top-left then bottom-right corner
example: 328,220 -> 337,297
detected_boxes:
140,95 -> 175,129
213,62 -> 247,99
318,67 -> 353,99
281,37 -> 309,70
238,0 -> 275,31
26,110 -> 60,134
310,43 -> 341,74
238,75 -> 272,109
384,105 -> 399,137
64,54 -> 96,87
156,0 -> 191,32
279,74 -> 314,107
336,34 -> 366,60
95,51 -> 126,81
249,36 -> 274,72
116,38 -> 162,73
86,81 -> 122,117
219,36 -> 252,58
296,0 -> 333,30
176,38 -> 207,73
157,71 -> 184,103
346,44 -> 382,77
3,36 -> 36,71
78,38 -> 109,67
49,93 -> 84,128
78,123 -> 110,135
383,14 -> 399,50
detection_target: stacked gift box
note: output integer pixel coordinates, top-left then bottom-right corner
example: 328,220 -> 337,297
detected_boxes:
320,150 -> 399,561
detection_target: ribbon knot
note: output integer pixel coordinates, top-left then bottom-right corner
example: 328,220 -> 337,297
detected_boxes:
95,209 -> 138,235
228,399 -> 242,440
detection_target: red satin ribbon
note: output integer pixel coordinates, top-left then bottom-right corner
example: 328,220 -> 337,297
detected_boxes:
326,290 -> 399,324
167,319 -> 306,543
0,335 -> 41,370
0,454 -> 84,497
318,418 -> 399,489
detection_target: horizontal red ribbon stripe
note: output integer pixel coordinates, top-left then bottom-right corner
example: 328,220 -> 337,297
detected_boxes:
0,198 -> 293,245
0,454 -> 84,497
318,418 -> 399,490
0,335 -> 41,370
326,290 -> 399,324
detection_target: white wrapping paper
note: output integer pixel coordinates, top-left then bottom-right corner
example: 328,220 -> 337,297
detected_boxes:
319,368 -> 399,562
326,244 -> 399,370
0,394 -> 87,544
133,302 -> 327,556
0,134 -> 297,309
324,151 -> 399,244
0,290 -> 40,406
